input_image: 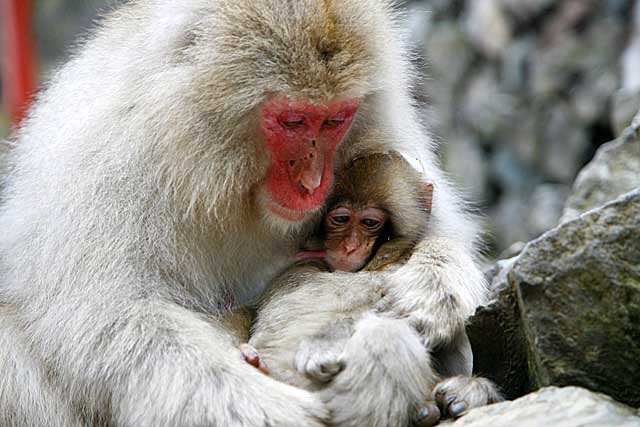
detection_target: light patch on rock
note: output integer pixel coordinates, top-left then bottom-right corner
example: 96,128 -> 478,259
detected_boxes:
561,112 -> 640,222
446,386 -> 640,427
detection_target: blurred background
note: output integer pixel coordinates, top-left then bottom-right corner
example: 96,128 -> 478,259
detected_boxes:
1,0 -> 639,257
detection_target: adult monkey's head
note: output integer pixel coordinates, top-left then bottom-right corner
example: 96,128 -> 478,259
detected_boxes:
172,0 -> 389,229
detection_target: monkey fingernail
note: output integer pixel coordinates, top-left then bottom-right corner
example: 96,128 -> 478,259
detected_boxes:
449,401 -> 467,417
415,404 -> 440,427
446,394 -> 457,405
417,408 -> 430,420
240,345 -> 261,367
258,361 -> 270,375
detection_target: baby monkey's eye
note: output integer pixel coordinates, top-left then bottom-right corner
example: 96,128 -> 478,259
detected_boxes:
331,215 -> 350,224
361,218 -> 381,228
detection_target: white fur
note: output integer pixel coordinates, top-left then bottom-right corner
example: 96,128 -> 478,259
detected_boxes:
321,314 -> 437,427
0,0 -> 489,425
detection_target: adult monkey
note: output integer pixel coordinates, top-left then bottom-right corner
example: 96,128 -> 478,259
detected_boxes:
0,1 -> 496,426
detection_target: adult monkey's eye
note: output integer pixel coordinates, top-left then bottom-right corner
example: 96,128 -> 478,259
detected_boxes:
331,215 -> 350,224
323,118 -> 344,127
281,120 -> 305,128
362,218 -> 380,228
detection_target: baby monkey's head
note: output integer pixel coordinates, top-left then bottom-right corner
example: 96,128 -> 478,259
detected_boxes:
321,151 -> 433,272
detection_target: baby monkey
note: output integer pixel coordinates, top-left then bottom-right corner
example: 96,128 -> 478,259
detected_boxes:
236,151 -> 434,378
299,151 -> 434,273
227,152 -> 439,425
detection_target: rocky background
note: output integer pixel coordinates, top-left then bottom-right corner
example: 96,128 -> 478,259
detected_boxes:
463,110 -> 640,426
405,0 -> 640,255
1,1 -> 639,425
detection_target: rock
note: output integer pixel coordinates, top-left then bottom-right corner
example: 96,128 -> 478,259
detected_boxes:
513,189 -> 640,406
540,103 -> 589,183
463,0 -> 512,58
497,241 -> 526,260
611,89 -> 640,135
621,1 -> 640,91
495,103 -> 540,165
413,0 -> 638,255
472,114 -> 640,403
442,134 -> 488,202
470,189 -> 640,406
483,253 -> 518,300
561,114 -> 640,222
525,183 -> 570,237
500,37 -> 535,93
571,69 -> 619,124
467,271 -> 532,400
530,32 -> 583,100
422,21 -> 475,129
405,2 -> 433,50
448,386 -> 640,427
461,67 -> 519,140
425,22 -> 474,88
499,0 -> 555,22
489,194 -> 532,250
567,13 -> 625,124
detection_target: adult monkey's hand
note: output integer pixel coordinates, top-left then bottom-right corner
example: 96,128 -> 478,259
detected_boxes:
378,236 -> 488,350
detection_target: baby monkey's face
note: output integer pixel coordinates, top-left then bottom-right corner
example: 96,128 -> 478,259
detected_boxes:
324,203 -> 388,272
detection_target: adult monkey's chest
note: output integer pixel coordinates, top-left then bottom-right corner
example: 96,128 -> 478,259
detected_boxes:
219,222 -> 305,306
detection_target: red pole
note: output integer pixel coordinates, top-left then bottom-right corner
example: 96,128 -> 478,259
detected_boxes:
1,0 -> 37,125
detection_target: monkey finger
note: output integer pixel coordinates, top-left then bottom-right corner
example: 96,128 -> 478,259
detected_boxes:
307,357 -> 343,382
239,343 -> 261,368
295,348 -> 344,383
433,376 -> 502,418
413,402 -> 441,427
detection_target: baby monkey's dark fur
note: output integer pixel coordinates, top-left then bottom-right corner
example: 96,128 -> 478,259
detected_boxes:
308,151 -> 434,272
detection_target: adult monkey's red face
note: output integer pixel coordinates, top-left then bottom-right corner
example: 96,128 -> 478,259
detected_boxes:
260,97 -> 360,222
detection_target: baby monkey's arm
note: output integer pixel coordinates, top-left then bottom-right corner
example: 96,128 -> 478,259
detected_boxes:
363,238 -> 417,272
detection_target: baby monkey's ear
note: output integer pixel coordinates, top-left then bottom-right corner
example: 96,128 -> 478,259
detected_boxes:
421,183 -> 434,216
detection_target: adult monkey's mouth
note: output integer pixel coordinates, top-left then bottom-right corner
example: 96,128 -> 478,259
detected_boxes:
264,197 -> 309,222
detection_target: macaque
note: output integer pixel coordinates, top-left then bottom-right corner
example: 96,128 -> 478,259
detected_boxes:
0,1 -> 499,426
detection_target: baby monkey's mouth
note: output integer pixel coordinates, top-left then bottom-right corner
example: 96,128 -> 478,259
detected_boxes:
325,251 -> 369,273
